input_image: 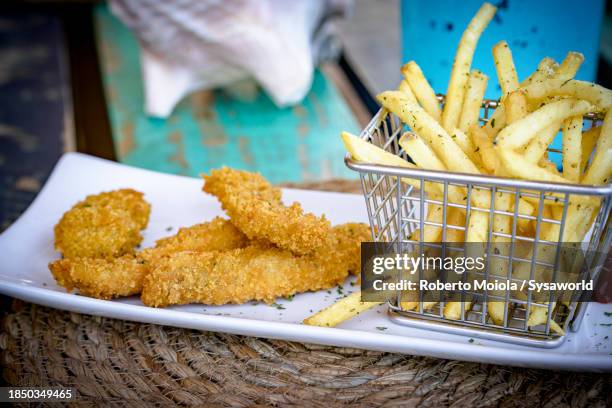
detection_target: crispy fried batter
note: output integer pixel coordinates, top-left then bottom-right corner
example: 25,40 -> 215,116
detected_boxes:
54,189 -> 150,258
77,189 -> 150,229
141,217 -> 248,261
49,256 -> 147,299
141,245 -> 344,307
202,168 -> 331,255
325,223 -> 371,275
141,223 -> 370,307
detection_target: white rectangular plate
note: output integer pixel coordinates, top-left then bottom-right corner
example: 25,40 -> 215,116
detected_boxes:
0,153 -> 610,372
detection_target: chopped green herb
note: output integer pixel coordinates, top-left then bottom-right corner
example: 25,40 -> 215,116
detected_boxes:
604,312 -> 612,317
490,119 -> 495,128
271,303 -> 286,310
166,226 -> 173,232
376,326 -> 388,331
468,338 -> 474,343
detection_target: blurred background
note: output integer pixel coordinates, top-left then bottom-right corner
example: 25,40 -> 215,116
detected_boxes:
0,0 -> 610,231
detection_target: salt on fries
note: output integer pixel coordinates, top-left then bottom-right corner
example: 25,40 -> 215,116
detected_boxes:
305,1 -> 611,331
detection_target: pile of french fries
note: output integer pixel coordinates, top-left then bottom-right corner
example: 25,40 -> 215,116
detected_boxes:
304,2 -> 611,332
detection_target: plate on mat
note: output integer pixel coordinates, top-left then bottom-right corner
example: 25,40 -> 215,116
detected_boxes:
0,153 -> 610,371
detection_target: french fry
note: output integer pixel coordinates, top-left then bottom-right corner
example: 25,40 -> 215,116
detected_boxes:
527,52 -> 584,110
458,70 -> 489,133
487,193 -> 513,325
527,304 -> 564,335
451,128 -> 481,168
399,132 -> 447,172
441,2 -> 497,132
492,40 -> 519,97
401,299 -> 438,311
378,92 -> 480,175
496,99 -> 594,149
561,116 -> 583,182
523,122 -> 561,163
443,300 -> 472,320
552,51 -> 584,81
341,131 -> 416,169
409,204 -> 444,242
401,61 -> 442,121
580,126 -> 601,172
582,110 -> 612,185
498,149 -> 574,184
470,124 -> 499,174
378,91 -> 491,208
341,131 -> 433,195
582,149 -> 612,185
522,79 -> 612,111
398,80 -> 419,103
482,57 -> 557,139
399,133 -> 465,204
445,207 -> 466,242
504,90 -> 528,123
303,291 -> 380,327
443,208 -> 471,320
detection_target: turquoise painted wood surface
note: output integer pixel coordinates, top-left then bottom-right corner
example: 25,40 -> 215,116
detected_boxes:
94,5 -> 359,183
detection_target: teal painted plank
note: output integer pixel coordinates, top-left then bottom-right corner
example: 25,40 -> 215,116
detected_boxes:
94,4 -> 359,183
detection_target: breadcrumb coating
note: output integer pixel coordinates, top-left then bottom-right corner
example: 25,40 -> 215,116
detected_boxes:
141,223 -> 371,307
141,217 -> 248,261
49,256 -> 147,299
54,189 -> 150,259
202,168 -> 331,255
325,223 -> 371,275
76,189 -> 150,229
141,245 -> 344,307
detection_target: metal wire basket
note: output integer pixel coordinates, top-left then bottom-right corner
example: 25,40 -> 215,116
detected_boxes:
346,99 -> 612,347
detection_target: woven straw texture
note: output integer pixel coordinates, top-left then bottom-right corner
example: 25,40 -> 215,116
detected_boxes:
1,180 -> 610,407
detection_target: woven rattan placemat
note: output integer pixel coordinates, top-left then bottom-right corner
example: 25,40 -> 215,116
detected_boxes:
1,180 -> 610,407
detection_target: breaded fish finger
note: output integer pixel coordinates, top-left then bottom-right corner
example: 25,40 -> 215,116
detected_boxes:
202,168 -> 331,255
141,217 -> 248,261
141,245 -> 347,307
49,256 -> 147,299
141,223 -> 370,307
323,223 -> 371,275
54,189 -> 150,258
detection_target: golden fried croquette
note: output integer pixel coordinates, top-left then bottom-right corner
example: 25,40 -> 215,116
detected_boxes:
140,223 -> 370,307
140,217 -> 248,261
202,168 -> 331,255
54,189 -> 150,258
49,256 -> 147,299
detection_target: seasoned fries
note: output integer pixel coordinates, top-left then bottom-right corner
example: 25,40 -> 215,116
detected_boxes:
441,2 -> 497,132
562,117 -> 583,182
401,61 -> 442,121
458,70 -> 489,133
496,99 -> 594,149
327,1 -> 611,334
304,292 -> 380,327
522,79 -> 612,110
492,41 -> 519,97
